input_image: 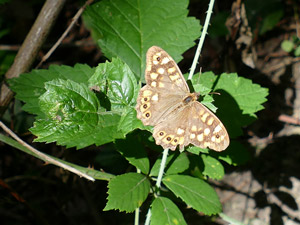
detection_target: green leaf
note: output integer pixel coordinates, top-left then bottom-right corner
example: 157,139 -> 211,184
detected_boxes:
294,45 -> 300,56
89,58 -> 145,134
213,73 -> 268,137
163,174 -> 222,215
104,173 -> 150,212
8,64 -> 95,117
30,79 -> 124,149
88,58 -> 138,109
151,197 -> 187,225
201,154 -> 224,180
191,72 -> 268,138
281,40 -> 294,53
186,146 -> 209,155
260,10 -> 283,34
150,152 -> 189,177
84,0 -> 201,80
115,133 -> 150,174
244,0 -> 283,35
209,11 -> 230,38
118,106 -> 146,134
0,51 -> 15,75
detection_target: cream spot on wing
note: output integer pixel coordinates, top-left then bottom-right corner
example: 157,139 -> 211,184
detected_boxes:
211,136 -> 216,142
151,81 -> 157,87
175,79 -> 183,86
178,137 -> 184,145
158,82 -> 165,88
169,74 -> 180,81
153,53 -> 161,60
201,113 -> 209,122
191,125 -> 197,132
161,57 -> 170,64
146,65 -> 152,71
168,67 -> 176,73
177,128 -> 185,135
214,125 -> 222,133
157,68 -> 165,74
150,73 -> 158,80
199,109 -> 205,116
143,90 -> 152,96
220,135 -> 225,141
190,133 -> 196,139
207,117 -> 214,126
197,134 -> 204,142
204,128 -> 210,136
204,142 -> 210,148
151,94 -> 158,101
153,60 -> 159,65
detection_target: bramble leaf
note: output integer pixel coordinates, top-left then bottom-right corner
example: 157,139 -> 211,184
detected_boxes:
30,79 -> 124,149
8,64 -> 95,117
151,197 -> 187,225
163,174 -> 222,215
84,0 -> 201,80
201,154 -> 224,180
104,173 -> 150,212
150,152 -> 189,177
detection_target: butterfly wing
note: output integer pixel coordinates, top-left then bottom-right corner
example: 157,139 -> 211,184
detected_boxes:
153,101 -> 230,151
144,46 -> 189,93
136,46 -> 190,126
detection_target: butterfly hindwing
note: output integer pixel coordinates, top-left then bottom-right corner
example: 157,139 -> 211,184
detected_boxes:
152,101 -> 229,151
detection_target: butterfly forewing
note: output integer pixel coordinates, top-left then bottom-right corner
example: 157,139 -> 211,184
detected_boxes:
136,46 -> 230,151
136,46 -> 189,126
145,46 -> 189,93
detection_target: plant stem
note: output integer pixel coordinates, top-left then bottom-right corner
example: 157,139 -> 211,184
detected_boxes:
134,168 -> 141,225
188,0 -> 215,80
219,213 -> 246,225
144,208 -> 152,225
156,148 -> 169,190
145,0 -> 216,223
134,208 -> 140,225
144,148 -> 169,225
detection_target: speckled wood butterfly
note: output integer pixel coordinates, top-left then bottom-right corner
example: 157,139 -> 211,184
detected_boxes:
135,46 -> 229,151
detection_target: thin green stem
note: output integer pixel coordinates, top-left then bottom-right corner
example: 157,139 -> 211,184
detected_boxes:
144,148 -> 169,225
156,148 -> 169,190
134,208 -> 140,225
145,1 -> 216,223
219,213 -> 246,225
144,208 -> 151,225
188,0 -> 215,80
134,168 -> 141,225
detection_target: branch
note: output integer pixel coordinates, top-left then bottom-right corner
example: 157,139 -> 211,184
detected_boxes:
0,0 -> 67,114
0,121 -> 95,181
36,0 -> 94,68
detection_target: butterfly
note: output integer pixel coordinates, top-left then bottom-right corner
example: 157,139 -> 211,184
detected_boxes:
135,46 -> 229,151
